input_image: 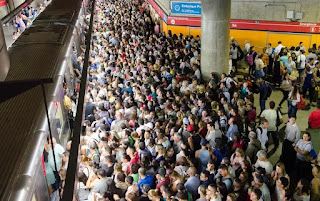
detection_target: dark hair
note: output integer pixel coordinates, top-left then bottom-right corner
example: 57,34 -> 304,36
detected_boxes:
78,171 -> 88,185
279,177 -> 289,188
255,174 -> 264,184
201,170 -> 210,178
303,131 -> 311,141
299,179 -> 310,195
126,176 -> 134,185
131,163 -> 140,174
252,188 -> 262,199
218,164 -> 228,171
269,101 -> 275,109
97,168 -> 106,177
117,173 -> 126,182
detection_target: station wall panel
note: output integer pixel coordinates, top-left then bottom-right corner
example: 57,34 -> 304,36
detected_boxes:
189,27 -> 201,37
311,34 -> 320,47
161,20 -> 320,53
267,32 -> 312,50
230,30 -> 268,52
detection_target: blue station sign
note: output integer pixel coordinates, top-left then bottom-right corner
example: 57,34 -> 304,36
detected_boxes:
171,1 -> 201,16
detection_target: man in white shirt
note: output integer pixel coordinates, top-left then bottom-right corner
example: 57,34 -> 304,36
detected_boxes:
256,119 -> 269,150
193,64 -> 201,80
274,41 -> 284,57
297,50 -> 306,81
206,121 -> 222,148
244,40 -> 251,52
260,101 -> 282,149
299,41 -> 306,52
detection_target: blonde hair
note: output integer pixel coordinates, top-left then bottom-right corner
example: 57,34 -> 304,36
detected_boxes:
235,148 -> 245,157
276,162 -> 286,175
148,189 -> 158,198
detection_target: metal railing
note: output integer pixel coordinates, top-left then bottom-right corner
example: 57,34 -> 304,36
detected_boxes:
61,0 -> 96,200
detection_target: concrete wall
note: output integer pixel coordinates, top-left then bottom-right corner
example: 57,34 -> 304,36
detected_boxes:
231,0 -> 320,23
155,0 -> 320,23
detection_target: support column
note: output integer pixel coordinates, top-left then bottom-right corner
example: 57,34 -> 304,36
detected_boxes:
7,0 -> 15,12
201,0 -> 231,80
0,22 -> 10,81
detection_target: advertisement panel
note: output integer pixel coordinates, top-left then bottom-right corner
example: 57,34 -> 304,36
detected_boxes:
171,1 -> 201,16
0,0 -> 6,7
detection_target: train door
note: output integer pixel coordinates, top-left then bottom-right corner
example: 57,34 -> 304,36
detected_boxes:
267,32 -> 312,49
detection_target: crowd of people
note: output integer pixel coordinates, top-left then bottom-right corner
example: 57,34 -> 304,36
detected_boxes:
11,0 -> 51,41
44,0 -> 320,201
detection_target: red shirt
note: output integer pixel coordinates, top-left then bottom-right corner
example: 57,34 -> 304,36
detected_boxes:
128,152 -> 139,173
308,109 -> 320,128
246,110 -> 256,124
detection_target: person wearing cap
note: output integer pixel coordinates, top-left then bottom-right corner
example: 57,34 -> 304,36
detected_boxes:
156,167 -> 170,191
245,131 -> 261,164
195,138 -> 211,172
187,125 -> 201,153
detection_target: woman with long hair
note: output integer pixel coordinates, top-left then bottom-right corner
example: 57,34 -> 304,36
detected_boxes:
293,179 -> 310,201
288,85 -> 300,118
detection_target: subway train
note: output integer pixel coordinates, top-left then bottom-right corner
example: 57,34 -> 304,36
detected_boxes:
0,0 -> 89,200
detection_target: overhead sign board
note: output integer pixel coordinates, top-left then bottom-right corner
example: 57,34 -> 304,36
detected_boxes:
171,1 -> 201,16
0,0 -> 6,7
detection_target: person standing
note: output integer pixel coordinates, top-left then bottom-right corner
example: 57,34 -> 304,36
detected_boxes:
260,101 -> 282,150
255,53 -> 265,81
248,46 -> 257,76
258,78 -> 270,115
273,55 -> 282,87
294,132 -> 313,181
297,50 -> 306,82
281,117 -> 300,174
267,43 -> 274,75
308,101 -> 320,128
288,86 -> 301,118
302,66 -> 315,106
230,43 -> 238,72
256,119 -> 269,151
279,73 -> 292,109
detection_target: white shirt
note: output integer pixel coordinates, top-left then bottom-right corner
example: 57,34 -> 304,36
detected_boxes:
245,43 -> 251,52
256,127 -> 268,150
275,44 -> 284,55
297,54 -> 306,69
255,159 -> 273,175
260,109 -> 282,132
194,69 -> 201,80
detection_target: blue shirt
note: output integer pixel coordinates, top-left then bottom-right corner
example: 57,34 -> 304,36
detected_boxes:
185,176 -> 200,195
138,175 -> 154,194
226,124 -> 239,142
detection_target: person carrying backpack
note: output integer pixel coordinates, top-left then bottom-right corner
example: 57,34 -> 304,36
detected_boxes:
256,119 -> 269,151
258,78 -> 271,115
248,46 -> 257,76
